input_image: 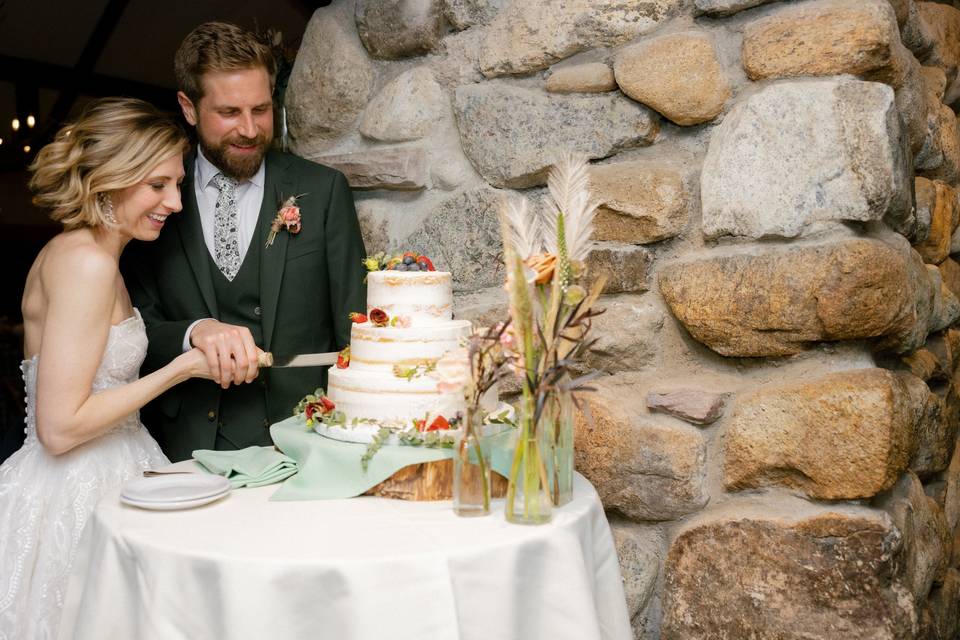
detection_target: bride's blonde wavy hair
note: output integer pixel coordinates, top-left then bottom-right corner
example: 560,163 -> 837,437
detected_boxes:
29,97 -> 190,230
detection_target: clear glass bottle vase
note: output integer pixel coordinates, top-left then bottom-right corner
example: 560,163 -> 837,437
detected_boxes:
452,409 -> 491,517
545,388 -> 574,507
505,404 -> 552,525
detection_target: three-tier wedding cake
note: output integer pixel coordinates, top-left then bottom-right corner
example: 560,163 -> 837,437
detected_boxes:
319,269 -> 472,444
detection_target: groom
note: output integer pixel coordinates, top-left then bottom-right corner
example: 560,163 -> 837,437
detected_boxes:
123,22 -> 367,462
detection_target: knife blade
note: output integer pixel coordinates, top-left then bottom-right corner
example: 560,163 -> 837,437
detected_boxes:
257,351 -> 339,368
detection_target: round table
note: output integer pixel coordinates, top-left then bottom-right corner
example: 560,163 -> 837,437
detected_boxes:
58,466 -> 632,640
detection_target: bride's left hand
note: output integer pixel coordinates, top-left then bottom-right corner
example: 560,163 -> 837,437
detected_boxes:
173,348 -> 216,381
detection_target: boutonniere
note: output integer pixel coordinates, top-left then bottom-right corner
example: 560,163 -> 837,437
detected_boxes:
266,194 -> 306,247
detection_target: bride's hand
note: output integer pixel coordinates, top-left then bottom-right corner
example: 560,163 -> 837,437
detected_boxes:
175,348 -> 216,381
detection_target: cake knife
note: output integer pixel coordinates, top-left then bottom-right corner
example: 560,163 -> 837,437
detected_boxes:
256,352 -> 339,368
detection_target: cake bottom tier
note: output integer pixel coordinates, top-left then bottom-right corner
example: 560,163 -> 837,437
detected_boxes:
324,367 -> 464,443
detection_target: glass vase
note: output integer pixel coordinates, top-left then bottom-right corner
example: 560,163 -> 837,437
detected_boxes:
453,409 -> 491,517
505,401 -> 552,525
545,388 -> 574,507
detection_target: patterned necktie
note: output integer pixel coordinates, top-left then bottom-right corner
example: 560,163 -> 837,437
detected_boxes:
212,173 -> 241,281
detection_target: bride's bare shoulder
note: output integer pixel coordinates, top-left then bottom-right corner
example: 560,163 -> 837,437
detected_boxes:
38,231 -> 117,287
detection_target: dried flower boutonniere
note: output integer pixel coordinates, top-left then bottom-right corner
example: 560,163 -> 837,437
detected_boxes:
265,194 -> 305,247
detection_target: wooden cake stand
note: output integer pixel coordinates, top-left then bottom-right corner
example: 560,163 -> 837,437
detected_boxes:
365,460 -> 509,501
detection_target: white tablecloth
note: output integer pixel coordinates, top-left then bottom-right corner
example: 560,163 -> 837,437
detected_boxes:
58,467 -> 632,640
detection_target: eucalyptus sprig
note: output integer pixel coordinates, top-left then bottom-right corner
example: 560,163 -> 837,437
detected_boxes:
361,427 -> 393,472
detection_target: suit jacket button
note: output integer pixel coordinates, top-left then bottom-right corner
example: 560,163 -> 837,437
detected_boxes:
263,419 -> 270,428
207,410 -> 216,421
254,306 -> 262,316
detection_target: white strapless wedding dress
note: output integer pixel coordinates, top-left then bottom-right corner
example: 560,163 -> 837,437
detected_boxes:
0,310 -> 169,640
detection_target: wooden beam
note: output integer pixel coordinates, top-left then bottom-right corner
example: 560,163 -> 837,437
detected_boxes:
0,56 -> 173,107
40,0 -> 134,136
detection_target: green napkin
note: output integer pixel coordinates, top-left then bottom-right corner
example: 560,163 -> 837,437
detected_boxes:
268,415 -> 515,501
192,446 -> 298,488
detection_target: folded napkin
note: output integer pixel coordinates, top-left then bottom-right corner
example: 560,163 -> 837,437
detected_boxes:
192,446 -> 298,488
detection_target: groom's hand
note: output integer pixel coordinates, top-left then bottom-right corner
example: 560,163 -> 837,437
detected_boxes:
189,320 -> 260,389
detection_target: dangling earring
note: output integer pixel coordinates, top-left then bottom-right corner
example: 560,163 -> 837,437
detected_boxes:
98,192 -> 117,225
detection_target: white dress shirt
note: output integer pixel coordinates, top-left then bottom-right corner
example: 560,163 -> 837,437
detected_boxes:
182,149 -> 267,351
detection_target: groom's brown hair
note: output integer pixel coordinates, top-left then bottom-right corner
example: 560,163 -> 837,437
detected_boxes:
174,22 -> 276,104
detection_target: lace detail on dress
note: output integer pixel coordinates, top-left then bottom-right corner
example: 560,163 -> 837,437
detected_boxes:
0,309 -> 169,639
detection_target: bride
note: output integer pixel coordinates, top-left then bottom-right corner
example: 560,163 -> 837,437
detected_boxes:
0,97 -> 213,639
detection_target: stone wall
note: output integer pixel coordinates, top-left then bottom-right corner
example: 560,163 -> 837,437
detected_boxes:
285,0 -> 960,637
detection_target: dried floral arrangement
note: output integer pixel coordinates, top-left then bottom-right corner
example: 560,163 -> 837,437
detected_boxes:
498,152 -> 605,518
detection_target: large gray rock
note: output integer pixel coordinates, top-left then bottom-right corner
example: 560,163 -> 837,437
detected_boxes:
575,375 -> 708,521
585,243 -> 652,295
452,286 -> 507,328
453,84 -> 659,188
915,68 -> 951,173
354,199 -> 391,252
609,518 -> 663,624
312,149 -> 429,191
927,269 -> 960,333
701,78 -> 912,240
724,368 -> 920,500
661,507 -> 916,639
899,0 -> 937,59
694,0 -> 779,16
442,0 -> 504,30
945,440 -> 960,531
917,103 -> 960,185
286,8 -> 374,155
877,472 -> 950,603
906,375 -> 955,476
894,54 -> 929,159
583,295 -> 665,374
917,3 -> 960,106
359,67 -> 447,143
355,0 -> 442,59
404,188 -> 504,292
478,0 -> 683,78
659,237 -> 935,357
614,31 -> 732,126
741,0 -> 912,88
589,161 -> 689,245
928,569 -> 960,640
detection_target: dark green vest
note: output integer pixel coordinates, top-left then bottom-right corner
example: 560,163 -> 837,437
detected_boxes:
208,232 -> 272,450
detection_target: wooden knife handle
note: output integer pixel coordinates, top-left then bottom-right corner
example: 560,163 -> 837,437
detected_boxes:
257,352 -> 274,368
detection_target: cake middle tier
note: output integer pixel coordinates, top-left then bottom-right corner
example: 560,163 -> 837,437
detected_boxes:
348,320 -> 473,372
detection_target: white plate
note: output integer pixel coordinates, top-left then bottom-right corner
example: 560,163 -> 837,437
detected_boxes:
120,489 -> 230,511
122,474 -> 232,503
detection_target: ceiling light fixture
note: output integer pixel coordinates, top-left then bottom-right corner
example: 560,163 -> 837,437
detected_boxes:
12,118 -> 20,131
26,115 -> 35,128
23,145 -> 31,153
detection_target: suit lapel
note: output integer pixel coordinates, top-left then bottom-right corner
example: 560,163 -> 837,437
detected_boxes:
177,154 -> 219,318
259,151 -> 295,351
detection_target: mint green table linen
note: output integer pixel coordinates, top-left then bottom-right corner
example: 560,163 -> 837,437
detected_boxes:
268,415 -> 515,501
192,446 -> 298,488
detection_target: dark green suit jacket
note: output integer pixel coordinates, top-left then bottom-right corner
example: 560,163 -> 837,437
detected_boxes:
122,150 -> 366,462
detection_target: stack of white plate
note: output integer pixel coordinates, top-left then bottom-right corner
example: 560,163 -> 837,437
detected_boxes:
121,474 -> 232,510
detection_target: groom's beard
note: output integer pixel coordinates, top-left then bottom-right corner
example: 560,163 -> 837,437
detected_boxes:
198,130 -> 271,181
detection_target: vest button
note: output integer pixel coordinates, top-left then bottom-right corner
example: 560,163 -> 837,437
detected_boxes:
262,419 -> 270,428
254,306 -> 262,316
207,410 -> 216,421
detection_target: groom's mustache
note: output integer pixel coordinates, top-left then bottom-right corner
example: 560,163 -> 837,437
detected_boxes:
225,133 -> 268,149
